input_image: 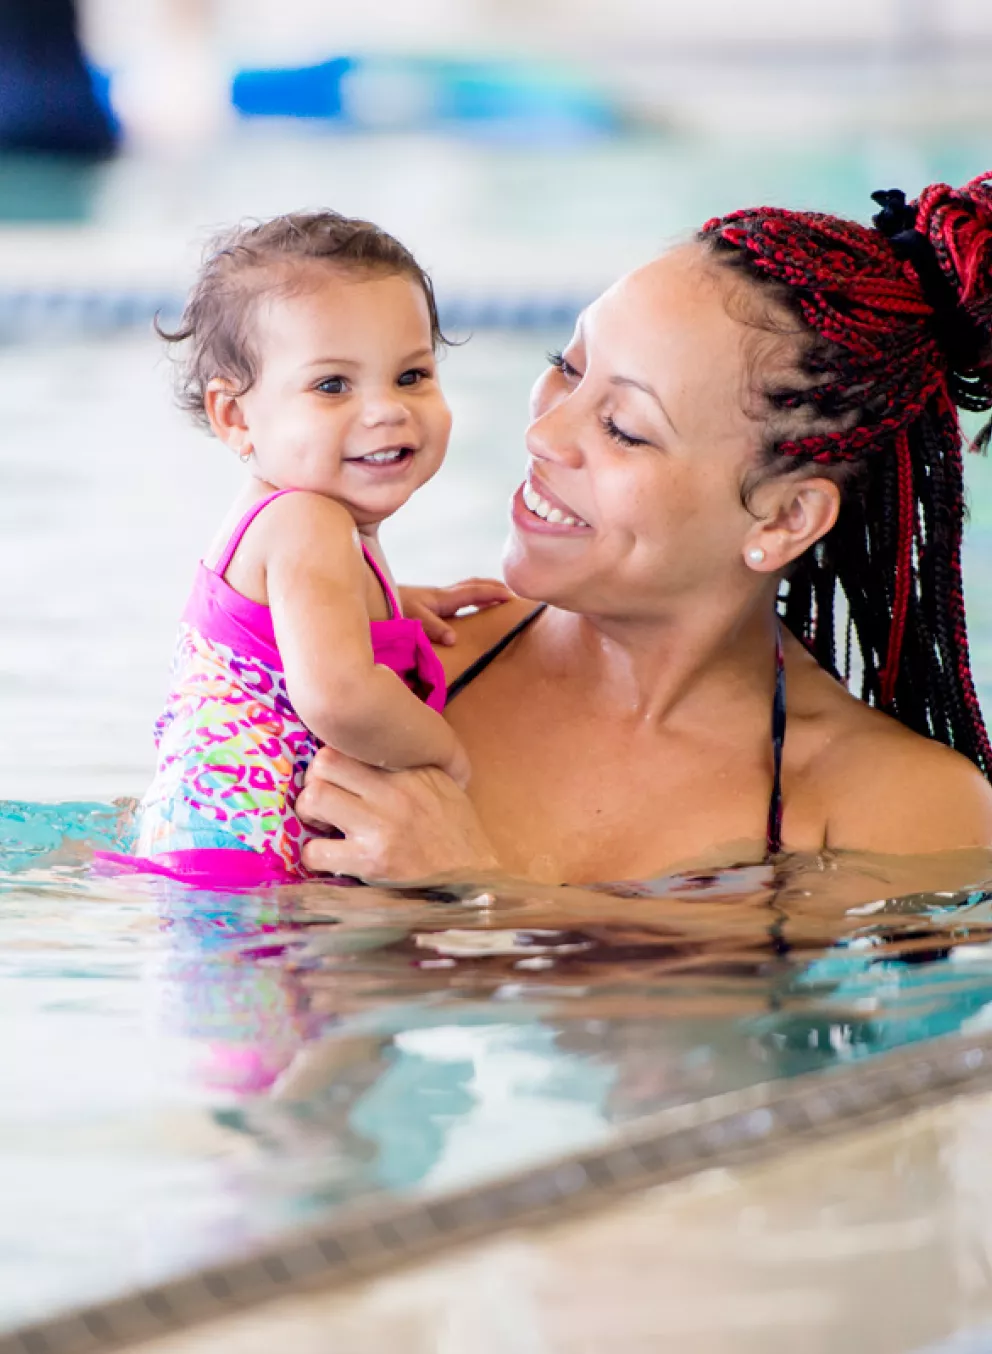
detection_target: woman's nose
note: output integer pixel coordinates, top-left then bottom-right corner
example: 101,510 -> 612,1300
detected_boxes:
525,394 -> 585,469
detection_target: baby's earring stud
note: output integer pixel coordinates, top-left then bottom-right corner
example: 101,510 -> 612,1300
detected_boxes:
238,446 -> 253,464
747,547 -> 767,565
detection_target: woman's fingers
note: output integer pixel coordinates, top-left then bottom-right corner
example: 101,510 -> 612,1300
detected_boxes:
301,833 -> 372,879
304,744 -> 395,794
300,826 -> 402,881
296,747 -> 383,824
297,752 -> 402,880
295,779 -> 366,840
297,748 -> 502,884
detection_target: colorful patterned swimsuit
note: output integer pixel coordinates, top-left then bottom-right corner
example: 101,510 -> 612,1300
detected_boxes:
131,489 -> 446,885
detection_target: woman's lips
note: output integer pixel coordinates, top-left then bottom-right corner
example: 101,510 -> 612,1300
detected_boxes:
511,479 -> 593,535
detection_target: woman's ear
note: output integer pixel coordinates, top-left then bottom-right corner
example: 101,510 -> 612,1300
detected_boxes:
204,379 -> 251,458
742,475 -> 841,573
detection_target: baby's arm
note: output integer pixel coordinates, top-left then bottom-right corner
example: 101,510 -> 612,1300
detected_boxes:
264,493 -> 468,786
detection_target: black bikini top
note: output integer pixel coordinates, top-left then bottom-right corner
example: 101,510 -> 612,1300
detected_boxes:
447,606 -> 786,859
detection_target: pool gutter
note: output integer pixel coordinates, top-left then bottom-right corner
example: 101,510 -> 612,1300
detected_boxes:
4,1026 -> 992,1354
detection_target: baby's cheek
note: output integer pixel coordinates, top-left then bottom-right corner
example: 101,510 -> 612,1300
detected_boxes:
433,401 -> 453,443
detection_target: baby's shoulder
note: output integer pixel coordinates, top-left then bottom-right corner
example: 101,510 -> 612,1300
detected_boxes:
263,489 -> 355,528
256,491 -> 358,554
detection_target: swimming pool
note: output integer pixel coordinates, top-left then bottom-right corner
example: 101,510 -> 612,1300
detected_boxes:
6,128 -> 992,1343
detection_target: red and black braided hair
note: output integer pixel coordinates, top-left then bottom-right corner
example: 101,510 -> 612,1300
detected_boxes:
699,172 -> 992,778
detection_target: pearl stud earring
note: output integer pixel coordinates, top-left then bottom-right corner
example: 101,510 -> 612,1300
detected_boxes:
747,547 -> 766,565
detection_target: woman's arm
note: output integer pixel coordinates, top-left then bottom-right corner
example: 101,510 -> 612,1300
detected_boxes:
297,747 -> 502,883
264,493 -> 469,786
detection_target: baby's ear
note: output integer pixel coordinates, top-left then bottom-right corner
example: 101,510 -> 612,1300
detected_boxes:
204,378 -> 250,453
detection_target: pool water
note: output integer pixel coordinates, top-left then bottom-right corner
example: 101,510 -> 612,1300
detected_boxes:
5,129 -> 992,1335
6,799 -> 992,1330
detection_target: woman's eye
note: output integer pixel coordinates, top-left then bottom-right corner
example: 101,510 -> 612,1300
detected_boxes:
397,367 -> 430,387
601,414 -> 648,448
547,350 -> 581,380
317,376 -> 347,395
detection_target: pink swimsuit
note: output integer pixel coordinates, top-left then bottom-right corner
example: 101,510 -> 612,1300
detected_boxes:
124,490 -> 446,886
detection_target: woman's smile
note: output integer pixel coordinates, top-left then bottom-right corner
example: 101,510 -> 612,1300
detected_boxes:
512,476 -> 592,534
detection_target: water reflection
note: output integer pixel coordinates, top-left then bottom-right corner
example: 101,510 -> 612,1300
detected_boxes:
5,801 -> 992,1325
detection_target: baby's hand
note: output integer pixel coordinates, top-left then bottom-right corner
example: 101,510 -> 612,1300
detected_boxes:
399,579 -> 513,646
443,738 -> 472,791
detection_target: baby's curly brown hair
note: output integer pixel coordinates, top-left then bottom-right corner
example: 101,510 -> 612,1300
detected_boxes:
159,211 -> 447,428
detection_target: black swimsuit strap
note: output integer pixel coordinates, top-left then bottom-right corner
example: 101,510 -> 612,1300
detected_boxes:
766,625 -> 787,858
446,604 -> 547,702
447,603 -> 787,860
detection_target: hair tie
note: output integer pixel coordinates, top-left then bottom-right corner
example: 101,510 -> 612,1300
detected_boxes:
871,187 -> 984,369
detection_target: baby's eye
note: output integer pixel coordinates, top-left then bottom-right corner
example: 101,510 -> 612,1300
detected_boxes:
547,350 -> 581,380
316,376 -> 348,395
397,367 -> 431,387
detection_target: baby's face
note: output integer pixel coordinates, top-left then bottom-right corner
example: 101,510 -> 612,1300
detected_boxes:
237,268 -> 451,525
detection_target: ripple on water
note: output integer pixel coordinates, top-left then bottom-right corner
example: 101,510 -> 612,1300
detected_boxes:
5,797 -> 992,1328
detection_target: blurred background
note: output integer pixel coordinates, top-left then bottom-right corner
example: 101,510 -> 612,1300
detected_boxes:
1,0 -> 992,800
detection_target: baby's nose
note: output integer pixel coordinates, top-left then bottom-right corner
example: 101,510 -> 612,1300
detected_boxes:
360,392 -> 408,426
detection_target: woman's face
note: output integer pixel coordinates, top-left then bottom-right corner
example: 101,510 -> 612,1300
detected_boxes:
503,245 -> 770,617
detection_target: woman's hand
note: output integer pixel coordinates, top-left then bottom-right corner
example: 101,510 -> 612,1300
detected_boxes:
297,747 -> 502,884
399,579 -> 513,647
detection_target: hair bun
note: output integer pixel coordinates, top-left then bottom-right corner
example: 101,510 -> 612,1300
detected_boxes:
914,174 -> 992,416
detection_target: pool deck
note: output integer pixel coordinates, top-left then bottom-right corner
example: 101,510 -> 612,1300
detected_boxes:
6,1026 -> 992,1354
52,1079 -> 992,1354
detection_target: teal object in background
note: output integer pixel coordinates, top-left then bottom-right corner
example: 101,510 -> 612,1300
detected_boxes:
230,55 -> 618,140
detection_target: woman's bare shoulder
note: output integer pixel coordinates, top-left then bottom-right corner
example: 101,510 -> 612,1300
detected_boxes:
438,596 -> 543,686
790,649 -> 992,853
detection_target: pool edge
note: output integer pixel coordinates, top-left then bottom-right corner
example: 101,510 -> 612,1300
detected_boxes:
4,1026 -> 990,1354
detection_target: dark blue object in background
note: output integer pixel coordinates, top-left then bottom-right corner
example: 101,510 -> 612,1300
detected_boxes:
0,0 -> 118,155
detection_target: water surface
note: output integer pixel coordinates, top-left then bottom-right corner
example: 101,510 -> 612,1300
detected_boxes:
5,800 -> 992,1329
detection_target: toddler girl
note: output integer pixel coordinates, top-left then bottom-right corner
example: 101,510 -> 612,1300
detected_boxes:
130,212 -> 507,885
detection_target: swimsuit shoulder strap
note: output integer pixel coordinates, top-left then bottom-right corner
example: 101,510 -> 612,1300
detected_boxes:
449,603 -> 786,859
447,604 -> 547,701
766,624 -> 787,858
361,544 -> 400,620
212,492 -> 398,619
213,489 -> 296,577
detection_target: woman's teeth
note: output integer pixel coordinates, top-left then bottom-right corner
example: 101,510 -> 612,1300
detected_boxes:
522,480 -> 588,527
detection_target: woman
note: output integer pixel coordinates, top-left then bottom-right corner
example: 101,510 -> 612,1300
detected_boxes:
296,174 -> 992,886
